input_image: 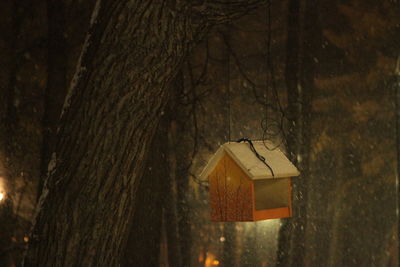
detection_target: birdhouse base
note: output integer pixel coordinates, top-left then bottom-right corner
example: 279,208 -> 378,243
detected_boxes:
253,207 -> 291,221
210,206 -> 291,222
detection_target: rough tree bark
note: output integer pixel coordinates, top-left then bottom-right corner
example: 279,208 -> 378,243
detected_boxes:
122,116 -> 169,267
24,1 -> 266,266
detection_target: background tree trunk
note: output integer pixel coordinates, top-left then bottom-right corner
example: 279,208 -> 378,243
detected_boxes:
0,0 -> 47,265
277,0 -> 320,265
293,0 -> 320,263
221,223 -> 236,267
276,0 -> 301,264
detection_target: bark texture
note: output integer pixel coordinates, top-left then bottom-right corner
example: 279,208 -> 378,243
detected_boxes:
26,2 -> 194,266
122,117 -> 169,267
24,1 -> 265,266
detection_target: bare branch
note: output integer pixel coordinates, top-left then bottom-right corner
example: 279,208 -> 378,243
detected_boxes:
189,0 -> 267,24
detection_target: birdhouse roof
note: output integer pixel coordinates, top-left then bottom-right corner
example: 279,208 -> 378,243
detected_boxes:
200,141 -> 300,180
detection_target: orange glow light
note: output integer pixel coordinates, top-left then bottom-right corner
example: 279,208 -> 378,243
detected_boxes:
198,253 -> 204,262
205,253 -> 217,267
212,260 -> 220,265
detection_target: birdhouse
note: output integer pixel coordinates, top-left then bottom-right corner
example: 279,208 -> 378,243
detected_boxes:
200,141 -> 300,222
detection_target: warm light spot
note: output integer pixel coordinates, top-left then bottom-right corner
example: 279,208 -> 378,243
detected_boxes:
259,218 -> 280,228
219,236 -> 225,242
24,236 -> 29,243
205,252 -> 217,267
198,253 -> 204,262
212,260 -> 220,265
0,177 -> 5,202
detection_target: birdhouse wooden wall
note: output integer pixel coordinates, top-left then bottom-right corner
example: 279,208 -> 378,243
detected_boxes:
209,152 -> 254,221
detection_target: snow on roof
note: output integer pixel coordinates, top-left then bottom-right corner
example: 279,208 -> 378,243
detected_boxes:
199,141 -> 300,180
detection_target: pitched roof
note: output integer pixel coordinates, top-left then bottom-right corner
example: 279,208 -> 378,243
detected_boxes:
199,141 -> 300,180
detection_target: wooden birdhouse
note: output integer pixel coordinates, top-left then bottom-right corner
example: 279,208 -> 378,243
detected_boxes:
200,141 -> 300,222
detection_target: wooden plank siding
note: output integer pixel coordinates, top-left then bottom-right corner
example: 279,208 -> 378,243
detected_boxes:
209,152 -> 254,221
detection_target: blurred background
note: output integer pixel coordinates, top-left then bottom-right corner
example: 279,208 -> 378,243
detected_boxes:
0,0 -> 398,266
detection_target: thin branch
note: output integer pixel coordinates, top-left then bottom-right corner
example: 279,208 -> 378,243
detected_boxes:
190,0 -> 268,24
219,30 -> 265,105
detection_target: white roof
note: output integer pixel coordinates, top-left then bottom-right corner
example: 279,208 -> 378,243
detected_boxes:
199,141 -> 300,180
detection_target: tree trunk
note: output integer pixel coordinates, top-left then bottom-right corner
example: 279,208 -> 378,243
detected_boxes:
397,83 -> 400,267
277,0 -> 321,265
396,57 -> 400,250
222,222 -> 236,267
164,120 -> 184,267
25,2 -> 192,266
176,154 -> 192,267
174,72 -> 192,267
24,1 -> 266,266
122,117 -> 169,267
276,0 -> 301,264
292,0 -> 320,264
240,224 -> 259,267
38,0 -> 68,198
163,71 -> 196,267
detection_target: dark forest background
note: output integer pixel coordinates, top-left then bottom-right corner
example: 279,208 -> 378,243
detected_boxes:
0,0 -> 399,266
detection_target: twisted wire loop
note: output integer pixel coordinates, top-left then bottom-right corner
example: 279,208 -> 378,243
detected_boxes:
236,138 -> 275,178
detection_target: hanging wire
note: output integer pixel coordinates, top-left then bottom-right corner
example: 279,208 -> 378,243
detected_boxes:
187,22 -> 232,188
227,24 -> 232,143
261,0 -> 288,151
237,138 -> 275,177
190,1 -> 290,186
